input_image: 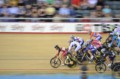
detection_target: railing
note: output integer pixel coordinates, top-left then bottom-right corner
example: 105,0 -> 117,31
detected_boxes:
0,18 -> 119,22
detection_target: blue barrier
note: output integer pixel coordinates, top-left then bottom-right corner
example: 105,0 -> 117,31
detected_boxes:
0,74 -> 117,79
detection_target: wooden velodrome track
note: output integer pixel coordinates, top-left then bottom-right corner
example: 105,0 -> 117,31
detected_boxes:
0,33 -> 119,74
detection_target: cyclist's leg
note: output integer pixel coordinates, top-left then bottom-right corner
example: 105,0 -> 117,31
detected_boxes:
91,49 -> 97,58
61,52 -> 67,65
75,45 -> 81,56
106,56 -> 111,68
111,35 -> 118,46
88,49 -> 95,59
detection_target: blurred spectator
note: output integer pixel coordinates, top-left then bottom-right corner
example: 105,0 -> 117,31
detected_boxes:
37,6 -> 46,18
96,10 -> 103,17
45,4 -> 56,22
96,0 -> 105,7
25,4 -> 32,17
23,0 -> 37,5
54,1 -> 62,11
62,0 -> 70,6
9,0 -> 18,6
90,11 -> 97,18
0,0 -> 119,22
95,5 -> 104,19
102,13 -> 113,22
37,0 -> 46,3
0,0 -> 5,5
96,5 -> 102,11
1,4 -> 9,15
71,0 -> 82,10
37,6 -> 46,22
69,6 -> 76,17
8,5 -> 19,15
46,0 -> 54,4
95,5 -> 103,18
18,3 -> 26,15
18,0 -> 25,3
102,5 -> 112,15
0,5 -> 2,15
58,4 -> 70,17
80,0 -> 89,10
31,7 -> 38,13
45,4 -> 56,17
25,4 -> 32,10
88,0 -> 98,9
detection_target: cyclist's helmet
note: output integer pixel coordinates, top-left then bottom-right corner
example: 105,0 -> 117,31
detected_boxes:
54,45 -> 60,50
70,35 -> 74,39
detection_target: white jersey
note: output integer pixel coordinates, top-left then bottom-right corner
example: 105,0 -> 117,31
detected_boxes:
114,26 -> 120,34
68,41 -> 81,52
73,37 -> 84,45
110,26 -> 120,35
118,36 -> 120,40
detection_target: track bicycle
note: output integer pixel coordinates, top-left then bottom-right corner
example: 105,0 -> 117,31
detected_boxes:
50,52 -> 77,68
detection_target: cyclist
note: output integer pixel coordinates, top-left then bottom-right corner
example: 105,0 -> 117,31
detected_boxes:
101,42 -> 116,68
109,26 -> 120,47
82,39 -> 96,61
68,40 -> 81,57
117,36 -> 120,48
91,39 -> 102,49
114,36 -> 120,55
70,35 -> 84,46
54,45 -> 67,65
88,30 -> 102,41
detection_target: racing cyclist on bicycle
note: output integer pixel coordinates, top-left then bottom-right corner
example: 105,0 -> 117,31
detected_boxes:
89,30 -> 102,41
70,35 -> 84,46
54,45 -> 67,65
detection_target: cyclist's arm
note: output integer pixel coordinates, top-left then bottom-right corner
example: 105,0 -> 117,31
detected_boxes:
68,42 -> 74,52
90,32 -> 94,39
55,50 -> 61,58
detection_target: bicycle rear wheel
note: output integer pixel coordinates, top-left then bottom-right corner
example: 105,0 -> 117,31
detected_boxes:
65,53 -> 77,68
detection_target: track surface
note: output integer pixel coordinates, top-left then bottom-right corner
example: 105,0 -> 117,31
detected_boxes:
0,33 -> 119,74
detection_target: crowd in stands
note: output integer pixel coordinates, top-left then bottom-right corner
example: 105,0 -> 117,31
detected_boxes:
0,0 -> 120,22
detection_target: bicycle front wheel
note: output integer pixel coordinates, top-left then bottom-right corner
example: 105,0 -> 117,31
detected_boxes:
95,62 -> 106,73
50,57 -> 61,68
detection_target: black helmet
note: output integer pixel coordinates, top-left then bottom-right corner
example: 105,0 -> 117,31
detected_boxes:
54,45 -> 60,49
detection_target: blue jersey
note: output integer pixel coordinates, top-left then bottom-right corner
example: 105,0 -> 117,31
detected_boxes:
84,44 -> 96,52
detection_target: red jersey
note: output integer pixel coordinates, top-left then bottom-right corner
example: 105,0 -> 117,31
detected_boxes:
57,47 -> 67,57
91,40 -> 102,48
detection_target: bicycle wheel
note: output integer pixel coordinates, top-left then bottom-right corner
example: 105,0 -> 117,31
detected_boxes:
113,65 -> 120,72
112,65 -> 120,77
65,54 -> 77,68
50,57 -> 61,68
95,62 -> 106,73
